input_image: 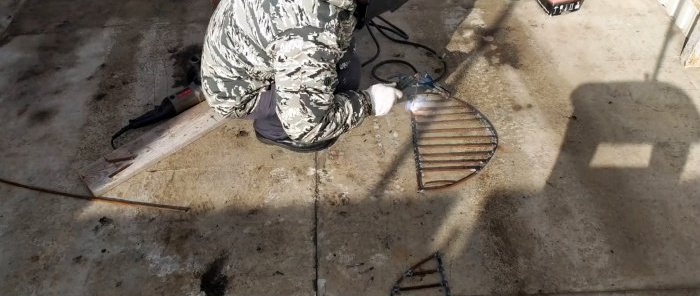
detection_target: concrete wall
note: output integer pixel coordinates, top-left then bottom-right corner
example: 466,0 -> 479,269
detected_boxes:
659,0 -> 699,36
658,0 -> 700,66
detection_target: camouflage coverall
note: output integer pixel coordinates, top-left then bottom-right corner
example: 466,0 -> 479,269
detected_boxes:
201,0 -> 371,144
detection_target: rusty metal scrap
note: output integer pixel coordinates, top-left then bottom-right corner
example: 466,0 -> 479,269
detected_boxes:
390,252 -> 451,296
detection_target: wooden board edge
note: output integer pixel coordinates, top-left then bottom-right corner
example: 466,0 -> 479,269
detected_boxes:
79,103 -> 228,196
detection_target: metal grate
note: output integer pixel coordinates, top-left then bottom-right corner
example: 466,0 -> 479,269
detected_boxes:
409,93 -> 498,191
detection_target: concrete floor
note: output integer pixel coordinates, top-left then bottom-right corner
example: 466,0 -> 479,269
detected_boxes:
1,0 -> 699,295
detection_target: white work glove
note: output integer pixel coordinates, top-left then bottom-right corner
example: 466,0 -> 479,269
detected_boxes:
365,83 -> 403,116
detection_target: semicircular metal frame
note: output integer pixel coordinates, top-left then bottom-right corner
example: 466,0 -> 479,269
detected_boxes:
409,93 -> 498,191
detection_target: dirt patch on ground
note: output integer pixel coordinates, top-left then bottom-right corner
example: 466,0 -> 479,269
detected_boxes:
200,254 -> 229,296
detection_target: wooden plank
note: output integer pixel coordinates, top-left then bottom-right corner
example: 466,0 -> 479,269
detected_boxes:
79,102 -> 227,196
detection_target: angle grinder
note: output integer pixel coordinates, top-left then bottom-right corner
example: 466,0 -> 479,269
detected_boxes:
391,73 -> 452,111
110,55 -> 205,149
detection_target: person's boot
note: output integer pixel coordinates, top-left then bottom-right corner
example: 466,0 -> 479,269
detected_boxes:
255,131 -> 337,153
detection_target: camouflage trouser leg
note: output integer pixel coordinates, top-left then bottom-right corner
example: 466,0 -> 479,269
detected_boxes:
249,53 -> 361,140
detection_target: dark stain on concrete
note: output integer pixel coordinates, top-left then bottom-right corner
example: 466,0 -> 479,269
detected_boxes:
159,225 -> 197,257
93,216 -> 115,234
478,194 -> 534,294
16,104 -> 29,117
485,41 -> 521,69
200,255 -> 229,296
15,67 -> 45,83
72,255 -> 85,264
55,20 -> 70,29
467,24 -> 522,69
76,10 -> 146,160
235,130 -> 249,137
93,93 -> 107,101
326,192 -> 350,207
0,34 -> 12,48
28,108 -> 58,126
99,216 -> 112,225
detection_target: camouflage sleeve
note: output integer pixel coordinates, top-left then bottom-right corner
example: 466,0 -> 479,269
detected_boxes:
200,0 -> 269,118
273,32 -> 371,144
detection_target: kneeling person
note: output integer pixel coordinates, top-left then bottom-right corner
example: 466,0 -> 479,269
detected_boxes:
201,0 -> 405,152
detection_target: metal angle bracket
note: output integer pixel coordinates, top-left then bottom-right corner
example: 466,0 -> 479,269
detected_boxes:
390,252 -> 451,296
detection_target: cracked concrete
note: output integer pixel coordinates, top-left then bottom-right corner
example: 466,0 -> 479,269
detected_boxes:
1,0 -> 699,295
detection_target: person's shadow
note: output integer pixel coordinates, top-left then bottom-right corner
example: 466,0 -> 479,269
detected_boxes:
545,80 -> 700,278
460,81 -> 700,294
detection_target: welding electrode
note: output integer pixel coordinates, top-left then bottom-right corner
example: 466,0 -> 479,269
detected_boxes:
111,56 -> 204,149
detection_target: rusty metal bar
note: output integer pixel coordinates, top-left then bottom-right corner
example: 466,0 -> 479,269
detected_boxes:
418,143 -> 496,148
419,135 -> 495,141
421,159 -> 485,165
421,172 -> 478,190
414,105 -> 467,110
0,177 -> 190,212
415,118 -> 482,124
408,269 -> 439,277
408,253 -> 438,271
423,180 -> 457,186
421,151 -> 493,157
399,283 -> 443,291
410,113 -> 424,191
417,127 -> 492,133
413,111 -> 476,117
421,166 -> 480,172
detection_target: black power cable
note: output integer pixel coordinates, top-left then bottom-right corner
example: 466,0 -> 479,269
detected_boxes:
362,16 -> 448,83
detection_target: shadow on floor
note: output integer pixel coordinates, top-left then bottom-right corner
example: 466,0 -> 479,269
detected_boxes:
3,1 -> 700,296
5,81 -> 699,295
455,81 -> 700,295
